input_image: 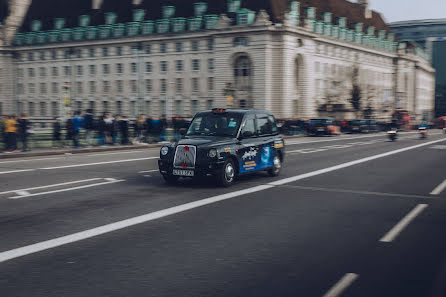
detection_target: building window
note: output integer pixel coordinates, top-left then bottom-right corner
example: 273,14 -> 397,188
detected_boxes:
145,79 -> 152,93
40,83 -> 47,94
175,100 -> 182,116
64,66 -> 71,76
76,82 -> 83,94
51,67 -> 58,77
191,100 -> 199,114
17,84 -> 24,95
192,40 -> 199,51
103,47 -> 109,57
116,63 -> 123,74
89,65 -> 96,75
51,102 -> 59,116
117,80 -> 123,93
176,42 -> 183,52
145,101 -> 151,115
207,39 -> 214,50
131,63 -> 138,73
64,50 -> 71,59
145,62 -> 152,73
160,61 -> 168,73
160,100 -> 167,115
130,101 -> 137,117
206,99 -> 213,109
234,55 -> 251,90
28,83 -> 35,94
208,58 -> 215,71
28,68 -> 35,78
192,78 -> 199,93
116,46 -> 122,56
160,79 -> 167,94
103,64 -> 110,75
89,48 -> 95,58
39,67 -> 46,77
116,101 -> 123,115
145,45 -> 152,54
40,51 -> 46,61
52,82 -> 58,94
233,37 -> 249,47
103,101 -> 109,112
77,65 -> 83,76
89,81 -> 96,93
192,59 -> 200,71
52,50 -> 57,60
176,78 -> 183,94
89,101 -> 96,112
28,52 -> 34,61
103,81 -> 110,93
28,102 -> 35,116
75,101 -> 82,113
160,43 -> 167,53
40,102 -> 47,116
18,68 -> 24,77
208,77 -> 214,91
176,60 -> 183,72
131,80 -> 137,93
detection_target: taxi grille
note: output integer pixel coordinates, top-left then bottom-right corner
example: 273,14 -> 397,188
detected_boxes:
173,145 -> 197,169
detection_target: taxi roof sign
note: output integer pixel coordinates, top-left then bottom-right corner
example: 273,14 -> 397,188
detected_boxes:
212,108 -> 227,114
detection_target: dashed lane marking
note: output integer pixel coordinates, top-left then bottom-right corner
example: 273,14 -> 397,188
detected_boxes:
322,273 -> 359,297
431,179 -> 446,195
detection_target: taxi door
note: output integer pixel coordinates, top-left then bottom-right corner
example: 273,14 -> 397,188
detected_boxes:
255,114 -> 277,170
237,114 -> 263,174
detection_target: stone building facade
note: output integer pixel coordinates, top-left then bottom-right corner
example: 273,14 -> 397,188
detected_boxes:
0,0 -> 436,121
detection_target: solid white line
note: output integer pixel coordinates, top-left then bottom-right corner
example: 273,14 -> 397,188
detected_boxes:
40,157 -> 158,170
0,169 -> 36,175
15,190 -> 30,197
0,185 -> 272,263
0,138 -> 444,263
380,204 -> 428,243
272,138 -> 446,186
430,179 -> 446,195
0,157 -> 64,164
0,178 -> 103,195
8,180 -> 124,200
322,273 -> 359,297
138,170 -> 159,173
86,150 -> 143,157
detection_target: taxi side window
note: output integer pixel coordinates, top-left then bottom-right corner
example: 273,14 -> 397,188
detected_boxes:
257,115 -> 275,136
242,118 -> 256,138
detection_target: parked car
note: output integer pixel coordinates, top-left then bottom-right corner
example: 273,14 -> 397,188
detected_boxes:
349,119 -> 378,133
305,118 -> 340,136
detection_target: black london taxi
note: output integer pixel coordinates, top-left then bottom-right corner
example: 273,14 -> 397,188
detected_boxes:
158,108 -> 285,187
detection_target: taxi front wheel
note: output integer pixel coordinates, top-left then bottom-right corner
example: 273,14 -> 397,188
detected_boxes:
268,155 -> 282,177
217,159 -> 236,187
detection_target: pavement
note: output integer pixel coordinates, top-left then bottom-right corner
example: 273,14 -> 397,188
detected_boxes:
0,130 -> 445,297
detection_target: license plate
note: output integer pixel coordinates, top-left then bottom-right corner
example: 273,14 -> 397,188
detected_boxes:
173,169 -> 194,177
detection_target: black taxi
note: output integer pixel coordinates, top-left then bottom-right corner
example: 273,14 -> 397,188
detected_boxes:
158,108 -> 285,187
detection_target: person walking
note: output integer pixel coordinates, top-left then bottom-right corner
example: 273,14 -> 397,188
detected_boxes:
17,113 -> 31,152
159,114 -> 168,142
84,109 -> 95,146
72,111 -> 84,149
0,115 -> 6,152
119,116 -> 130,145
52,118 -> 62,148
104,113 -> 114,145
65,114 -> 74,147
134,114 -> 146,144
4,115 -> 18,152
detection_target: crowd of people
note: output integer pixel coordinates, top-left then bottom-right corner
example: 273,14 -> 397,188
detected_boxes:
1,110 -> 190,152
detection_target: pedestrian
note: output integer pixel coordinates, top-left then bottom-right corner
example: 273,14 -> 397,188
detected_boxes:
4,115 -> 18,152
72,111 -> 84,149
52,118 -> 62,148
119,116 -> 130,145
0,115 -> 6,152
65,114 -> 74,147
144,115 -> 153,143
104,113 -> 114,145
159,115 -> 168,142
150,116 -> 161,143
134,114 -> 146,144
112,115 -> 120,145
84,109 -> 95,146
17,113 -> 31,152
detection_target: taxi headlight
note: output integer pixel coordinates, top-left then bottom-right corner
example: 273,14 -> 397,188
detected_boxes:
208,149 -> 217,158
161,146 -> 169,156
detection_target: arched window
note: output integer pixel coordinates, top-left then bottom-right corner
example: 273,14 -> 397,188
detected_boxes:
234,56 -> 251,90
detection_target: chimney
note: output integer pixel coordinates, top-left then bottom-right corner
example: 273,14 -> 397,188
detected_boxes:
357,0 -> 372,19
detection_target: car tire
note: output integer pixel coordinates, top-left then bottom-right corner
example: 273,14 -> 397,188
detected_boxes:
268,155 -> 282,177
217,159 -> 236,187
163,174 -> 179,184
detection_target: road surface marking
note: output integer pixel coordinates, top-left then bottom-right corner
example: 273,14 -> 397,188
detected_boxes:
279,185 -> 435,200
285,132 -> 419,145
380,204 -> 428,243
431,179 -> 446,195
8,179 -> 124,200
0,157 -> 64,164
0,178 -> 103,195
14,190 -> 30,197
87,150 -> 143,157
0,169 -> 36,175
0,138 -> 445,263
40,157 -> 158,170
139,170 -> 159,173
430,145 -> 446,150
0,185 -> 273,263
322,273 -> 359,297
272,138 -> 446,186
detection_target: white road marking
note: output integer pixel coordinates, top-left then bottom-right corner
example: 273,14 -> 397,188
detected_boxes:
273,138 -> 446,186
322,273 -> 359,297
0,178 -> 103,195
430,145 -> 446,150
0,138 -> 444,263
138,170 -> 159,173
430,179 -> 446,195
285,132 -> 420,145
380,204 -> 428,243
40,157 -> 158,170
0,157 -> 64,164
0,185 -> 272,263
8,179 -> 124,200
0,169 -> 36,175
87,150 -> 143,157
14,190 -> 30,197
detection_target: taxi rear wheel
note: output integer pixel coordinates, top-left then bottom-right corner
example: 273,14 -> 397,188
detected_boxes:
217,159 -> 236,187
268,155 -> 282,177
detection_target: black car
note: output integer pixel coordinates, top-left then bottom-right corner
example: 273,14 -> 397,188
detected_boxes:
158,108 -> 285,187
349,119 -> 379,133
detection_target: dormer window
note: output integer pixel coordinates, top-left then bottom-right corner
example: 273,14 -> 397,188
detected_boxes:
233,37 -> 249,47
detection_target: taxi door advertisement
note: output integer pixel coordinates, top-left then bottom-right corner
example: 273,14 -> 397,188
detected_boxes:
239,143 -> 274,173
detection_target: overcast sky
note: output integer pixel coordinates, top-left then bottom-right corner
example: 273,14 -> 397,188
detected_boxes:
369,0 -> 446,23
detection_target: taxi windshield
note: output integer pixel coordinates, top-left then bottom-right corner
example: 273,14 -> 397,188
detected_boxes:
186,112 -> 243,137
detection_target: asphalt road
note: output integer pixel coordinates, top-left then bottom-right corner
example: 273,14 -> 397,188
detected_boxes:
0,131 -> 446,297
